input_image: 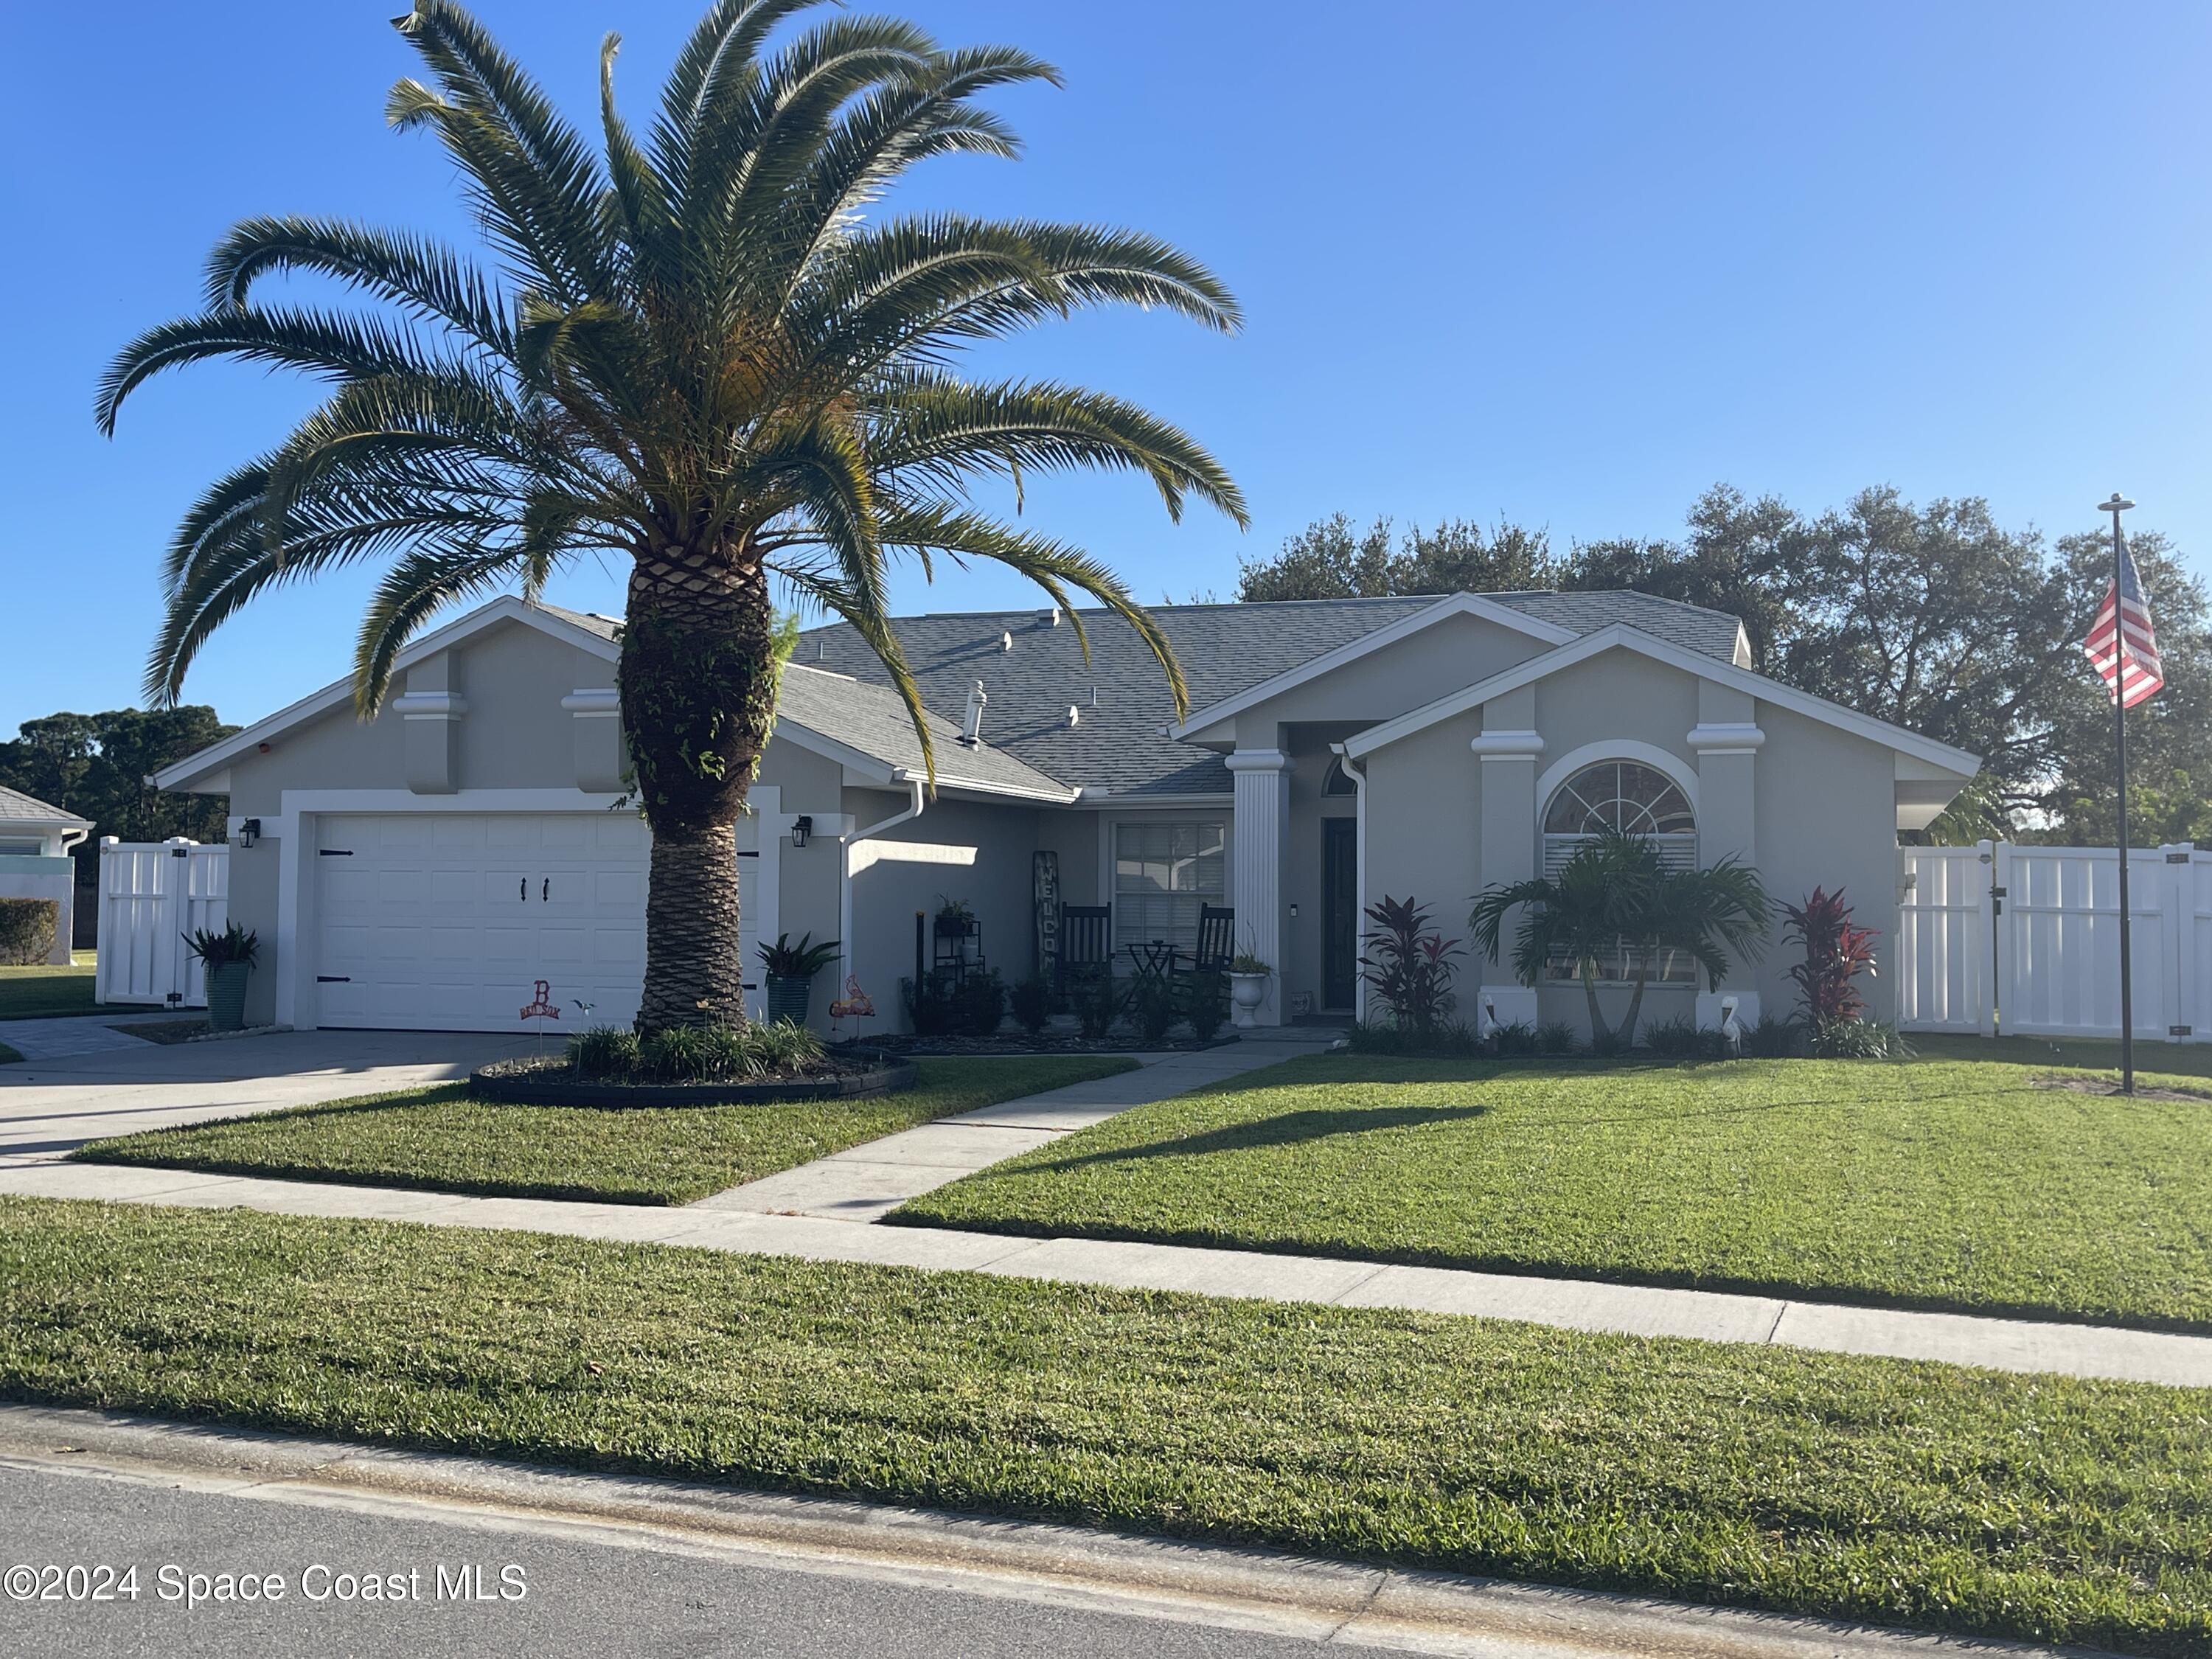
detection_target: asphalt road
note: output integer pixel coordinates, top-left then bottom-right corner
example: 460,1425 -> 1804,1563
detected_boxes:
0,1463 -> 1402,1659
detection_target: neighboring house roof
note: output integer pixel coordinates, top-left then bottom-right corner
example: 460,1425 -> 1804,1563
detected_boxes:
0,785 -> 91,830
801,591 -> 1750,797
1340,622 -> 1982,776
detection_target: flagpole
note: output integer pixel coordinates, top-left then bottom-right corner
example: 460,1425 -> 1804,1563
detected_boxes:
2098,492 -> 2136,1095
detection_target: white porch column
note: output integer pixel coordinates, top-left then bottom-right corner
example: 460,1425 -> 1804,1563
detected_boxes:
1227,747 -> 1292,1025
1689,682 -> 1764,1030
1471,703 -> 1543,1029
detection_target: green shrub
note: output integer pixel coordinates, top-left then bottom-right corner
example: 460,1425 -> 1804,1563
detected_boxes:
1009,974 -> 1055,1034
1742,1013 -> 1803,1058
901,973 -> 963,1037
958,970 -> 1006,1037
1809,1018 -> 1910,1060
1130,973 -> 1179,1043
639,1023 -> 719,1082
0,898 -> 58,966
1536,1020 -> 1579,1054
1490,1018 -> 1540,1057
1075,974 -> 1120,1040
568,1026 -> 641,1079
1346,1020 -> 1484,1057
1645,1014 -> 1722,1059
1184,971 -> 1228,1043
743,1018 -> 825,1075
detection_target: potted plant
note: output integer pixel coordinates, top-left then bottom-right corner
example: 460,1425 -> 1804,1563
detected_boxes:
1228,950 -> 1273,1029
184,922 -> 260,1033
757,932 -> 841,1026
933,896 -> 976,939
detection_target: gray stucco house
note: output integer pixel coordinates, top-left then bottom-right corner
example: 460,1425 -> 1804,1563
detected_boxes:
151,589 -> 1978,1037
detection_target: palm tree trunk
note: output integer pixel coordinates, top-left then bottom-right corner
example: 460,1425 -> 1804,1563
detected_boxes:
622,543 -> 777,1033
1582,960 -> 1609,1049
1615,957 -> 1652,1050
641,819 -> 745,1029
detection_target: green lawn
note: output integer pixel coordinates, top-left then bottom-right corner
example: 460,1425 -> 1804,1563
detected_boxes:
74,1055 -> 1135,1206
0,952 -> 98,1020
1,1197 -> 2206,1656
893,1051 -> 2212,1332
1911,1030 -> 2212,1083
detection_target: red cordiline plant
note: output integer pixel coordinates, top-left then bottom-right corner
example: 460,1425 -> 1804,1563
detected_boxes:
1782,886 -> 1878,1028
1357,894 -> 1464,1034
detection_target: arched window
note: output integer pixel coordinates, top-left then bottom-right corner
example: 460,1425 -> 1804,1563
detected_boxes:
1540,759 -> 1698,983
1321,758 -> 1357,797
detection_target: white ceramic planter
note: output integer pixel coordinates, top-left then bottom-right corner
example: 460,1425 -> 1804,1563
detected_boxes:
1228,971 -> 1270,1029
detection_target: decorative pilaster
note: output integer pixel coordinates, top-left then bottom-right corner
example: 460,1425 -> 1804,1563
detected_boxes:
1226,747 -> 1292,1025
394,655 -> 465,794
561,689 -> 625,793
1471,720 -> 1543,1029
1689,690 -> 1764,1029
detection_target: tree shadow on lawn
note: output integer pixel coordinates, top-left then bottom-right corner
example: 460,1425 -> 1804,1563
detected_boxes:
1009,1103 -> 1495,1176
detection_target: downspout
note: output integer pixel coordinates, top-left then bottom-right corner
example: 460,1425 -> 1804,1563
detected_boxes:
838,773 -> 926,1016
1332,742 -> 1367,1026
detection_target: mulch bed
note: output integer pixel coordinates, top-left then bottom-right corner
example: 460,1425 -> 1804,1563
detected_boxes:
851,1032 -> 1240,1058
470,1048 -> 917,1107
114,1020 -> 215,1046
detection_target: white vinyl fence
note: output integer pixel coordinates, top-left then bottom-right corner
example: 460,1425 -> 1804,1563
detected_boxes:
1896,840 -> 2210,1042
95,838 -> 230,1009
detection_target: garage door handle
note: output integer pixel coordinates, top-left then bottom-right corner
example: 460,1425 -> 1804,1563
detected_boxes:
520,878 -> 526,901
542,878 -> 549,902
316,975 -> 350,983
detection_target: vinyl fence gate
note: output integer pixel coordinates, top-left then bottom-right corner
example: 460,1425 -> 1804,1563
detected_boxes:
94,838 -> 231,1009
1896,840 -> 2211,1043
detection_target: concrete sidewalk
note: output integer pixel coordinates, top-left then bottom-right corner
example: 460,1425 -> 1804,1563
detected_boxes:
0,1012 -> 163,1062
4,1155 -> 2207,1386
698,1037 -> 1337,1222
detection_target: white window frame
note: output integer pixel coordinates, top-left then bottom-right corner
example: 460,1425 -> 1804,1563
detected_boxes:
1537,754 -> 1700,986
1100,810 -> 1230,961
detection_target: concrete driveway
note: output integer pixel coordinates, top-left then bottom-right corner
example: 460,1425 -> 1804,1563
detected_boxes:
0,1029 -> 533,1166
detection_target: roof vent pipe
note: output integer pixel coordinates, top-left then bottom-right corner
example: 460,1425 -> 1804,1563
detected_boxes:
1001,630 -> 1014,653
961,681 -> 988,745
1065,706 -> 1079,728
1043,607 -> 1061,627
1088,685 -> 1098,708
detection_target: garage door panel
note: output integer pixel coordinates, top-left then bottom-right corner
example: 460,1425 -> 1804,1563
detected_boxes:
316,813 -> 656,1032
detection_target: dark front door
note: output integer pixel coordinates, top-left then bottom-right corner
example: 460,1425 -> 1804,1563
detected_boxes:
1322,817 -> 1357,1011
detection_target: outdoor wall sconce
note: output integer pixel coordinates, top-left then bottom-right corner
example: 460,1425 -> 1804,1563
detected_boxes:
790,815 -> 812,849
237,818 -> 261,849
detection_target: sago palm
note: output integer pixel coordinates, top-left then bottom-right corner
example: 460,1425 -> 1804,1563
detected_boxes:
99,0 -> 1245,1032
1468,829 -> 1770,1049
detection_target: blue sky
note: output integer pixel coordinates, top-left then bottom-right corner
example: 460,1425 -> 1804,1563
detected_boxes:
7,0 -> 2211,736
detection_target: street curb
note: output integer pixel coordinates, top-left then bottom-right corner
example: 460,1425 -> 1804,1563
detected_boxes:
0,1404 -> 2112,1659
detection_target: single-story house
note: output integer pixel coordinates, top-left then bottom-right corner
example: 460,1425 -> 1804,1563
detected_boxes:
0,785 -> 94,965
150,589 -> 1978,1036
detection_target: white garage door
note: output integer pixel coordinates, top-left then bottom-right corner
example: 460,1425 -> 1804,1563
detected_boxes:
313,812 -> 774,1033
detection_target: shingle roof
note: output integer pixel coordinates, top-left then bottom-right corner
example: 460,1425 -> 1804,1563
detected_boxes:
797,592 -> 1745,796
532,601 -> 1071,799
0,784 -> 89,826
777,664 -> 1073,798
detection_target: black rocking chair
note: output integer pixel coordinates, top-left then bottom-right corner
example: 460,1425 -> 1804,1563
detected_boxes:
1057,905 -> 1112,992
1194,904 -> 1236,973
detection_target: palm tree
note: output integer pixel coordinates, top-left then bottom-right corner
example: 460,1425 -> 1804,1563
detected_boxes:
97,0 -> 1245,1032
1468,828 -> 1770,1050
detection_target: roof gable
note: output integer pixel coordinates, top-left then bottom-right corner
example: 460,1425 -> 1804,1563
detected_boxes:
1341,624 -> 1981,774
1169,593 -> 1575,741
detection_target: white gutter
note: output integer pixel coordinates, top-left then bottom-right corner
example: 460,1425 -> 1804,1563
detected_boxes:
838,774 -> 926,1013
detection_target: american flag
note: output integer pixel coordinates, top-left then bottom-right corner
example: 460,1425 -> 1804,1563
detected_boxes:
2083,541 -> 2165,709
